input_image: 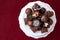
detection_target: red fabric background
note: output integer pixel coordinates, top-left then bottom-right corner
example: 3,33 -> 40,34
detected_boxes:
0,0 -> 60,40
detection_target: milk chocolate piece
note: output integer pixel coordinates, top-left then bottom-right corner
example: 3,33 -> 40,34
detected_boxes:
32,3 -> 40,10
41,27 -> 48,33
44,11 -> 54,17
27,21 -> 33,26
31,26 -> 42,32
30,27 -> 37,32
25,8 -> 32,15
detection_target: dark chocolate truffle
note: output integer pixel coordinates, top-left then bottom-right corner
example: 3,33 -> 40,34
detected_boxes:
39,7 -> 46,14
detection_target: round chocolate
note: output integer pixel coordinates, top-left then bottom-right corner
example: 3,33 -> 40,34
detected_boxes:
39,7 -> 46,14
44,11 -> 54,17
41,15 -> 48,22
25,8 -> 32,15
32,3 -> 40,10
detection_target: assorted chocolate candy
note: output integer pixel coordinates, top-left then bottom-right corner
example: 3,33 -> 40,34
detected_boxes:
24,3 -> 53,33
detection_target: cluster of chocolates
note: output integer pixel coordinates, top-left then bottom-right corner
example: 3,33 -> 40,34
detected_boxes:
24,3 -> 53,33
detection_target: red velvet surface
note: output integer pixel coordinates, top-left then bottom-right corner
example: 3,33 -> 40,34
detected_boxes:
0,0 -> 60,40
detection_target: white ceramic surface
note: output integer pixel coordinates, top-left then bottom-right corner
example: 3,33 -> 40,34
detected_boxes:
18,1 -> 57,39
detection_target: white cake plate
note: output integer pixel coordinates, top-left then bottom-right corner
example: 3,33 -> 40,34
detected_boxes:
18,1 -> 57,39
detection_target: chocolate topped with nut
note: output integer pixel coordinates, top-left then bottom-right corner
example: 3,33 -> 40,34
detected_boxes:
24,3 -> 53,33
